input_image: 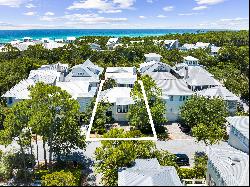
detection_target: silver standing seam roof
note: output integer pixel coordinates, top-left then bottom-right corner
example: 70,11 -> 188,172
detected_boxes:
155,79 -> 193,96
226,116 -> 249,139
118,159 -> 183,186
197,86 -> 240,101
207,146 -> 249,186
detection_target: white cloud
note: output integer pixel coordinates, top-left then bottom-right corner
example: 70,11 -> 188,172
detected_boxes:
163,6 -> 174,12
157,14 -> 167,18
0,0 -> 26,7
178,13 -> 199,16
23,11 -> 36,16
25,3 -> 36,8
67,0 -> 135,13
193,5 -> 207,10
147,0 -> 153,3
139,16 -> 146,19
195,0 -> 225,5
40,13 -> 128,24
220,17 -> 249,22
45,12 -> 55,16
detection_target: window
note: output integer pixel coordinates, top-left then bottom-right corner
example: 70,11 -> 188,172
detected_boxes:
170,96 -> 174,101
117,105 -> 129,113
8,97 -> 13,104
179,96 -> 183,101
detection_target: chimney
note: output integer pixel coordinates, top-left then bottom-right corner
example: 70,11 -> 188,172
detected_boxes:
185,66 -> 189,79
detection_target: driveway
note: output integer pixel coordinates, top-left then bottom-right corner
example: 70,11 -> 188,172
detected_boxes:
165,123 -> 193,140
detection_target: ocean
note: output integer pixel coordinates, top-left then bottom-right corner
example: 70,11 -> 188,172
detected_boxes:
0,29 -> 223,43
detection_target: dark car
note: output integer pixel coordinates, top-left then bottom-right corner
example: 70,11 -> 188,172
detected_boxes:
175,154 -> 190,166
179,124 -> 191,133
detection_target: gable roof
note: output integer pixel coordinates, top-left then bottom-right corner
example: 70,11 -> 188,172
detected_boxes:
145,72 -> 177,81
99,87 -> 134,105
207,146 -> 249,186
197,86 -> 239,101
140,61 -> 172,74
184,56 -> 199,61
56,81 -> 96,99
177,66 -> 222,87
2,79 -> 35,99
155,79 -> 193,96
226,116 -> 249,139
144,53 -> 162,58
118,159 -> 183,186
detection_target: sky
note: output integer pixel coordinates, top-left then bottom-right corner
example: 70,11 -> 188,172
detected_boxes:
0,0 -> 249,30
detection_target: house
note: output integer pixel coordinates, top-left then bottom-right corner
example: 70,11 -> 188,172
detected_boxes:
98,87 -> 134,122
195,42 -> 212,49
197,86 -> 239,114
65,59 -> 104,87
183,56 -> 200,66
206,145 -> 249,186
43,41 -> 65,50
118,159 -> 183,186
227,116 -> 249,154
155,79 -> 193,121
12,41 -> 36,51
211,46 -> 221,56
55,39 -> 64,43
164,40 -> 179,50
23,37 -> 33,42
89,43 -> 101,51
56,81 -> 97,112
140,61 -> 172,74
206,116 -> 249,186
106,37 -> 120,50
175,65 -> 222,91
41,38 -> 52,43
2,79 -> 36,107
179,44 -> 196,51
66,37 -> 76,43
144,53 -> 162,63
105,67 -> 137,88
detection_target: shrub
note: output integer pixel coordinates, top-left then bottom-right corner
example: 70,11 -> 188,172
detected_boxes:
178,168 -> 196,179
41,170 -> 77,186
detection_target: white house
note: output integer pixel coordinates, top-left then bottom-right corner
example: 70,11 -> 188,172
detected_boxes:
98,87 -> 134,122
195,42 -> 211,49
105,67 -> 137,88
211,46 -> 221,56
11,41 -> 36,51
89,43 -> 101,51
106,38 -> 120,50
175,65 -> 222,91
65,59 -> 104,87
179,43 -> 197,51
2,68 -> 63,107
43,41 -> 65,50
206,146 -> 249,186
140,61 -> 172,74
197,86 -> 239,114
164,40 -> 179,50
183,56 -> 200,66
56,81 -> 97,112
66,37 -> 76,43
55,39 -> 64,43
144,53 -> 162,63
155,79 -> 193,121
23,37 -> 33,42
118,159 -> 183,186
227,116 -> 249,154
2,79 -> 36,107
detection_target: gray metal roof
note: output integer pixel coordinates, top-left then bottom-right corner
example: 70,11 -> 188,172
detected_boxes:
197,86 -> 240,101
177,66 -> 222,87
118,159 -> 183,186
144,72 -> 177,81
155,79 -> 193,96
207,146 -> 249,186
226,116 -> 249,139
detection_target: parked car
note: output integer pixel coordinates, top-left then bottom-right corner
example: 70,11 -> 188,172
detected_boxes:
175,154 -> 190,166
179,124 -> 191,133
